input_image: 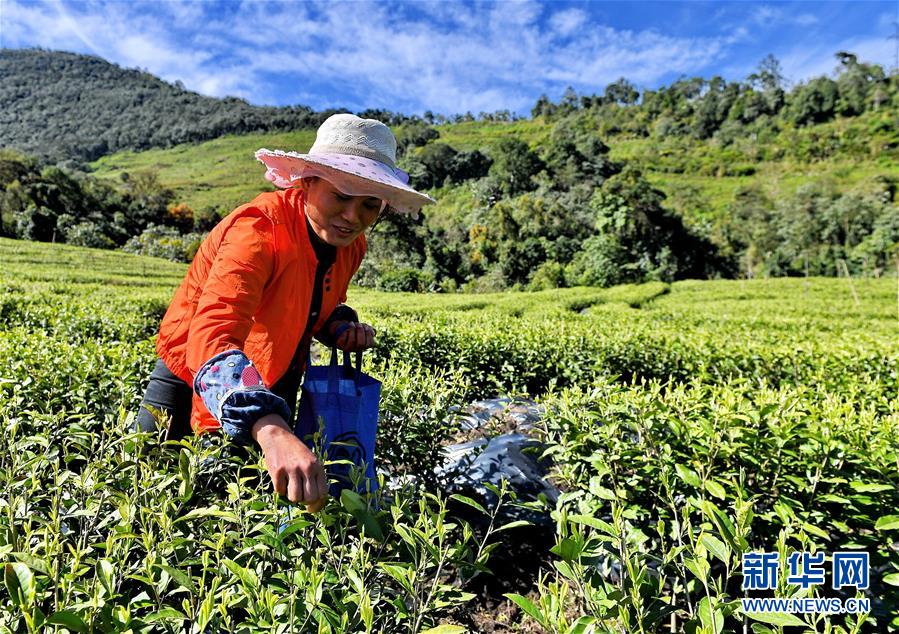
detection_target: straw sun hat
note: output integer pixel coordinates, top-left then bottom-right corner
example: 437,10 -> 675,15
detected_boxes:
255,113 -> 436,218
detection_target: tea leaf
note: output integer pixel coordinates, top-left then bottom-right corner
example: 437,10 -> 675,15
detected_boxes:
174,506 -> 239,524
801,522 -> 830,540
449,494 -> 487,516
340,489 -> 384,541
156,564 -> 197,597
379,562 -> 414,595
421,625 -> 467,634
97,559 -> 115,596
849,481 -> 892,493
744,610 -> 808,628
684,556 -> 709,582
675,464 -> 701,488
223,559 -> 259,591
143,607 -> 188,623
699,533 -> 730,565
551,537 -> 582,562
875,515 -> 899,531
504,593 -> 545,627
340,489 -> 367,514
566,616 -> 598,634
704,479 -> 726,500
568,514 -> 613,533
4,562 -> 34,606
495,520 -> 531,532
698,596 -> 723,634
46,610 -> 88,632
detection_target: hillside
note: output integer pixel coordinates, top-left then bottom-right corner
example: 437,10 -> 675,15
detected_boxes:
0,49 -> 329,163
90,110 -> 899,229
3,48 -> 897,290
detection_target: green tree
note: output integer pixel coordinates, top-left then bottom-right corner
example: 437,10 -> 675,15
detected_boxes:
604,78 -> 640,105
531,94 -> 556,118
408,143 -> 458,189
593,167 -> 730,281
720,186 -> 778,274
748,54 -> 786,115
15,204 -> 57,241
771,183 -> 838,274
65,221 -> 115,248
789,77 -> 838,126
118,169 -> 176,237
565,233 -> 629,287
499,237 -> 546,286
488,138 -> 544,197
0,149 -> 39,189
835,51 -> 886,116
448,150 -> 492,184
693,78 -> 725,139
396,121 -> 440,157
541,117 -> 619,191
558,86 -> 581,114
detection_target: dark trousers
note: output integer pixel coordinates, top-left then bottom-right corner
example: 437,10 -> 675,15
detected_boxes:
136,359 -> 195,441
137,358 -> 303,441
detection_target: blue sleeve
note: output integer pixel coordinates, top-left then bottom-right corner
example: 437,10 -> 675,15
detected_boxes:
193,349 -> 291,445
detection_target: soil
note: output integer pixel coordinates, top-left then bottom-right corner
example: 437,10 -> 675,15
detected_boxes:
451,522 -> 557,632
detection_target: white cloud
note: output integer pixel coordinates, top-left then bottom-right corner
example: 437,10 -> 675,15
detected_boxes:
1,0 -> 267,99
750,5 -> 821,29
751,5 -> 781,26
0,0 -> 761,114
549,8 -> 587,37
780,34 -> 895,84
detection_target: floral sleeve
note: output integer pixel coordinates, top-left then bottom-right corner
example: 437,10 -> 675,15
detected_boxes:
194,349 -> 291,445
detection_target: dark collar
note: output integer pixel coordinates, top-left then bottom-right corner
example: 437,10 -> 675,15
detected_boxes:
305,215 -> 336,266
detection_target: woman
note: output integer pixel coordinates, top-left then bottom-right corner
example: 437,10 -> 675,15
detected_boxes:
136,113 -> 435,510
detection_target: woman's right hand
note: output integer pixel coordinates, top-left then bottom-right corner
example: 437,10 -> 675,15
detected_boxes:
251,414 -> 328,509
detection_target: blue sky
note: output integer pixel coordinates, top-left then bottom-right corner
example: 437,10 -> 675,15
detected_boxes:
2,0 -> 897,116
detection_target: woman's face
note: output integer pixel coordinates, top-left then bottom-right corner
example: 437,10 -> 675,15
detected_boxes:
302,176 -> 383,247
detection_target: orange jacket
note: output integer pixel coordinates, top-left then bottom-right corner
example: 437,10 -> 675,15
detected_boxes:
156,187 -> 366,434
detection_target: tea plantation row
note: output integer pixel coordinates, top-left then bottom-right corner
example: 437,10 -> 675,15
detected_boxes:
0,237 -> 897,632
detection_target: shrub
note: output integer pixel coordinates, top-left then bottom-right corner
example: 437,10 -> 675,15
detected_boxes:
122,224 -> 204,262
376,267 -> 435,293
528,260 -> 566,290
65,220 -> 115,249
166,202 -> 194,232
564,233 -> 628,287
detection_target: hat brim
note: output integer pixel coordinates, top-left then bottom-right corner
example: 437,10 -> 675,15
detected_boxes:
255,148 -> 435,217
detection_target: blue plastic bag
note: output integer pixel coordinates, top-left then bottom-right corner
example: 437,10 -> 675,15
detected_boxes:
294,348 -> 381,496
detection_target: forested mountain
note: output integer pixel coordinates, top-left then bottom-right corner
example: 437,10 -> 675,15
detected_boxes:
1,48 -> 897,290
0,48 -> 340,163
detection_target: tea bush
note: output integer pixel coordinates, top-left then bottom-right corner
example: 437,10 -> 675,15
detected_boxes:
0,236 -> 897,632
527,377 -> 898,632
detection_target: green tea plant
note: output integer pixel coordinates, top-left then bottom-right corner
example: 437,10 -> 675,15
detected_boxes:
0,237 -> 897,631
0,405 -> 525,632
523,377 -> 898,632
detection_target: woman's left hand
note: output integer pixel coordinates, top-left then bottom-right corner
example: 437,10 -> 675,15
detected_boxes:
331,321 -> 376,352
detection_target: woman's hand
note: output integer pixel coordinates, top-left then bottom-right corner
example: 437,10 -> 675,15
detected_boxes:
329,321 -> 376,352
251,414 -> 328,510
